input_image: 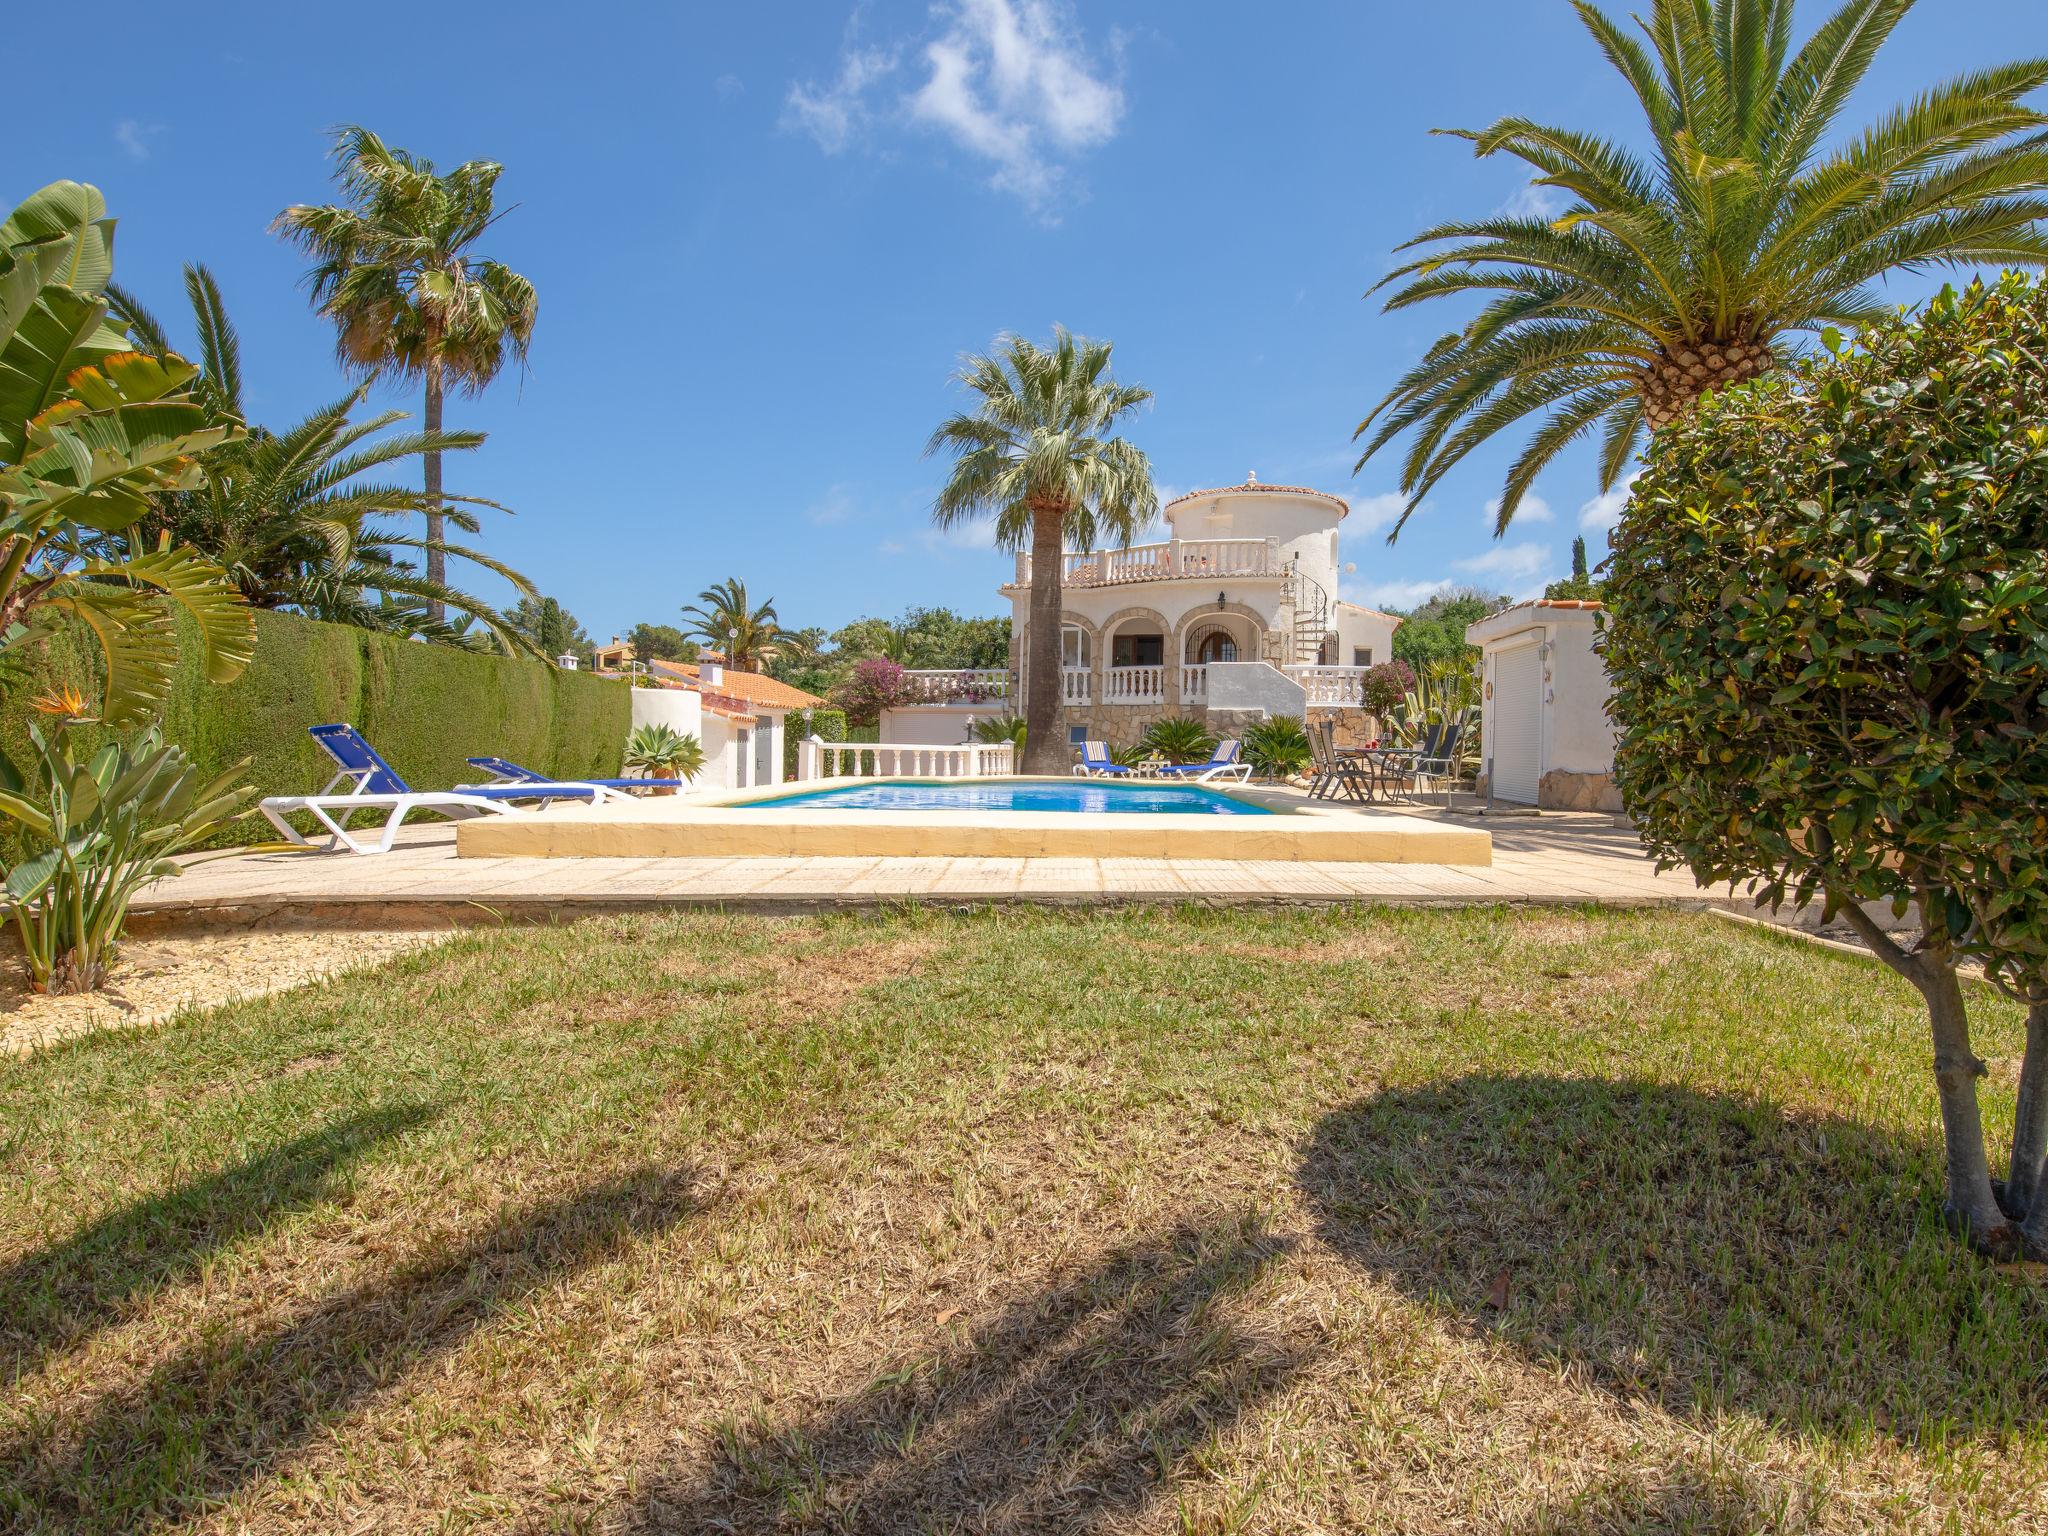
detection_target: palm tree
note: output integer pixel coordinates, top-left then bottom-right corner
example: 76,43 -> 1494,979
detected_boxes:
926,328 -> 1156,775
1357,0 -> 2048,536
106,268 -> 539,654
680,578 -> 783,673
274,126 -> 537,617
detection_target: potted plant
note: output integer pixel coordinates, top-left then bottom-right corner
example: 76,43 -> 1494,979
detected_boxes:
623,724 -> 705,796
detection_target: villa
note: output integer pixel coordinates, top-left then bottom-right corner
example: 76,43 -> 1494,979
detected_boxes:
882,476 -> 1402,750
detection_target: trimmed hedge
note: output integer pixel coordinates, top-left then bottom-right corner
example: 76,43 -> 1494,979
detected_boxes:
2,608 -> 631,847
782,706 -> 849,779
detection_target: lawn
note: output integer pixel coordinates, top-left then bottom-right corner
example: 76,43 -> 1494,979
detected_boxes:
1,907 -> 2043,1534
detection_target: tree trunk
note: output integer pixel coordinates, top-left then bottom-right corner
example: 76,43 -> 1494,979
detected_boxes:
1835,898 -> 2015,1254
1639,337 -> 1778,430
2007,1000 -> 2048,1230
423,354 -> 446,625
1020,503 -> 1068,776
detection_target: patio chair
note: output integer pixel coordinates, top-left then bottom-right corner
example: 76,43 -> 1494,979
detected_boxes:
260,725 -> 628,856
1155,739 -> 1253,784
1072,740 -> 1134,777
1307,719 -> 1374,803
462,755 -> 668,793
1376,717 -> 1468,805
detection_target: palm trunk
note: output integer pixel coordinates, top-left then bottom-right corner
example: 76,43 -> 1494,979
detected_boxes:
1020,504 -> 1068,776
423,354 -> 446,625
2006,1000 -> 2048,1234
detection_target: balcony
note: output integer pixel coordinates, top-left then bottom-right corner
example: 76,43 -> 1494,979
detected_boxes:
893,663 -> 1380,712
1008,537 -> 1283,590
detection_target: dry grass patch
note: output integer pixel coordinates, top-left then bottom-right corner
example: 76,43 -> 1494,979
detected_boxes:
0,907 -> 2043,1533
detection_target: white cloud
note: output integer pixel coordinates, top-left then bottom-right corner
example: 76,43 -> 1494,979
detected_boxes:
1454,540 -> 1554,599
1352,575 -> 1456,611
113,119 -> 163,161
1485,492 -> 1552,527
714,73 -> 745,102
783,45 -> 899,153
877,538 -> 908,556
788,1 -> 1126,213
1348,491 -> 1414,538
805,484 -> 857,525
1498,178 -> 1566,221
919,516 -> 999,552
1577,472 -> 1641,536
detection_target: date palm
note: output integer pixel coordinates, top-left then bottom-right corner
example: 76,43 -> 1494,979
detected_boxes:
1357,0 -> 2048,536
680,578 -> 782,673
927,328 -> 1156,775
107,267 -> 538,653
274,126 -> 537,617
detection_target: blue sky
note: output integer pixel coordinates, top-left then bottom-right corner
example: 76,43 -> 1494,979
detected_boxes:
16,0 -> 2038,639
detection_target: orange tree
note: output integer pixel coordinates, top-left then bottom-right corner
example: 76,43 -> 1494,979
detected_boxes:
1604,272 -> 2048,1256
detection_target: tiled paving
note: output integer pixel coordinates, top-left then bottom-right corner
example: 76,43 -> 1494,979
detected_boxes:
131,800 -> 1759,927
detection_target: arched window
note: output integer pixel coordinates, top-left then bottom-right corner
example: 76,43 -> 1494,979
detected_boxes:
1184,623 -> 1239,664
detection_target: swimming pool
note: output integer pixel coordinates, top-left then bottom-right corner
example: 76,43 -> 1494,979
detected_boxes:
738,780 -> 1276,816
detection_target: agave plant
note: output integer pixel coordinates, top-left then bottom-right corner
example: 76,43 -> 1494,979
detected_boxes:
0,182 -> 254,723
1394,660 -> 1482,775
622,723 -> 705,787
0,712 -> 256,993
1140,716 -> 1217,765
106,266 -> 539,653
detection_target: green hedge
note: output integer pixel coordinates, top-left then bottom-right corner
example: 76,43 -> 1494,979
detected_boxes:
2,608 -> 631,847
781,706 -> 849,779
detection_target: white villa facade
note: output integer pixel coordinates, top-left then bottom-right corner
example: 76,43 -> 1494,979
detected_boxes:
883,477 -> 1400,750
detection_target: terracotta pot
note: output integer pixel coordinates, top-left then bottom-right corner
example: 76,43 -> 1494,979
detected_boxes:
650,765 -> 680,797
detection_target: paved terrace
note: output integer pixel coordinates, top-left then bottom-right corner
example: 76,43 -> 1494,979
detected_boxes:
130,800 -> 1759,928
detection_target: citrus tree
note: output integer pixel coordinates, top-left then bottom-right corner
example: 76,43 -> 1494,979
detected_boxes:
1604,272 -> 2048,1256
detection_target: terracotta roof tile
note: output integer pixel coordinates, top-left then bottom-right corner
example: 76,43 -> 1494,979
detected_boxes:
650,660 -> 825,709
1164,480 -> 1351,518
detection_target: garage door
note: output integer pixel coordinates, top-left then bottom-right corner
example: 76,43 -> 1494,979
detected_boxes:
1491,643 -> 1543,804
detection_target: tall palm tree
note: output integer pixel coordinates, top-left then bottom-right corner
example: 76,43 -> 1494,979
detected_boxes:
1357,0 -> 2048,536
680,578 -> 783,673
107,267 -> 539,654
273,126 -> 537,617
927,328 -> 1155,775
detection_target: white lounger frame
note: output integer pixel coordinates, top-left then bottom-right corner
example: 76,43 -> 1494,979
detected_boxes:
260,771 -> 627,855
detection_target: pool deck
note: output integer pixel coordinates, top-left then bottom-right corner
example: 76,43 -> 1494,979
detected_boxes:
451,778 -> 1492,864
131,794 -> 1763,929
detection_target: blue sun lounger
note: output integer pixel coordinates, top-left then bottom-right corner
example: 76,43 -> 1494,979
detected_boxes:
461,755 -> 668,793
259,724 -> 628,855
1071,740 -> 1134,777
1154,739 -> 1252,783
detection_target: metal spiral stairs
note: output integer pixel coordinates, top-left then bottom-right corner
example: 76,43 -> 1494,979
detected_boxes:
1281,561 -> 1331,665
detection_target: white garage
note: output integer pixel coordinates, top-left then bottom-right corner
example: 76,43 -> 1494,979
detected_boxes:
1464,599 -> 1621,811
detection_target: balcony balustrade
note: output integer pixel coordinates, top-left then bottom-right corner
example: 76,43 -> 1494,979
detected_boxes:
1011,537 -> 1281,589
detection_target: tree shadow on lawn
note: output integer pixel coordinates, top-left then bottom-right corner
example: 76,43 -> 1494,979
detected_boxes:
1512,1465 -> 1826,1535
2,1164 -> 703,1532
1,1102 -> 437,1383
623,1216 -> 1305,1534
1299,1075 -> 2048,1447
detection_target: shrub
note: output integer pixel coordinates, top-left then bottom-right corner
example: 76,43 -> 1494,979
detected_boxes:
968,714 -> 1026,748
1140,716 -> 1215,765
783,707 -> 849,778
1360,660 -> 1417,719
0,718 -> 256,992
833,657 -> 908,728
1605,272 -> 2048,1255
1243,716 -> 1311,779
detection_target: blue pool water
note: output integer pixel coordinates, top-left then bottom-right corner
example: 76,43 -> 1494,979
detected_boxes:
741,780 -> 1275,816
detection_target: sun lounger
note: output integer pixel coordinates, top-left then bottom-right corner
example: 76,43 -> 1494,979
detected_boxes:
1072,740 -> 1135,777
1155,739 -> 1253,784
260,725 -> 626,855
461,755 -> 668,793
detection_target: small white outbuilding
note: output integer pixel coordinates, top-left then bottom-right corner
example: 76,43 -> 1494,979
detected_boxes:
1463,599 -> 1620,811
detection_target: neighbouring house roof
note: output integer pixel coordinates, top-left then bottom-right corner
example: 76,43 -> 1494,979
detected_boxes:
649,659 -> 825,711
1164,478 -> 1351,519
1463,597 -> 1605,647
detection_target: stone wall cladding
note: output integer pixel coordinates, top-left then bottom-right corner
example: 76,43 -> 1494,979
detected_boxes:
1309,707 -> 1382,750
1539,768 -> 1624,812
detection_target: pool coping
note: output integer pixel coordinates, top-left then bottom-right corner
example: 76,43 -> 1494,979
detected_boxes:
454,776 -> 1493,866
